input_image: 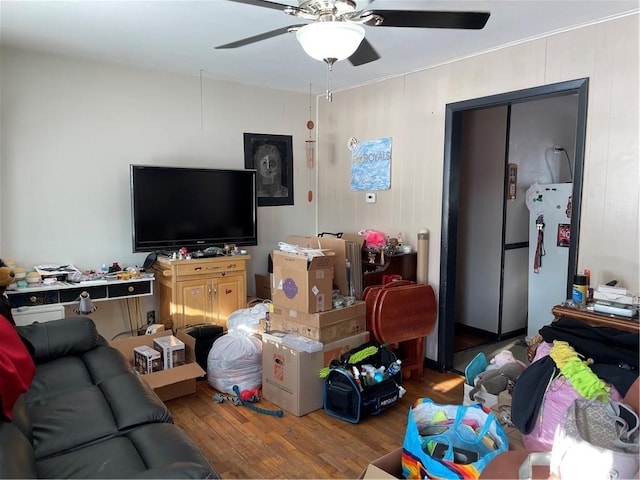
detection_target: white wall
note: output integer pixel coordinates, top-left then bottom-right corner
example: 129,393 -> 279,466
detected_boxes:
0,48 -> 316,340
317,14 -> 639,361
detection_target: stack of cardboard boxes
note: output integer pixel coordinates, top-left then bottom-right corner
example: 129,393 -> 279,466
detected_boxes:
261,240 -> 370,416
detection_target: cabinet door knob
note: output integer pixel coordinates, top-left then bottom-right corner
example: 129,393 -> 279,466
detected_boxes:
30,296 -> 37,304
128,286 -> 134,293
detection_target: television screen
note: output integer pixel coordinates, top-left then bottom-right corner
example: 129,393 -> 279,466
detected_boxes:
130,165 -> 257,252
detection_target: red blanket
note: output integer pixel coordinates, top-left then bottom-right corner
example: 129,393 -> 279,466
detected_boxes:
0,314 -> 35,419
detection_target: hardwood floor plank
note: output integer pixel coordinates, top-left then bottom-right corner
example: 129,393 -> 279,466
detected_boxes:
165,370 -> 465,478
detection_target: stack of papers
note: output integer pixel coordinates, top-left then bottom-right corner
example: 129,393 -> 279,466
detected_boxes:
34,264 -> 81,277
593,285 -> 633,305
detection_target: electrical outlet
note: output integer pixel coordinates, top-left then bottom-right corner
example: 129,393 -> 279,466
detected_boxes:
365,193 -> 376,203
146,311 -> 155,325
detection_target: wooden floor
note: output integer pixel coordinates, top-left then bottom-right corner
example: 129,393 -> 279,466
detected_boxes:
165,370 -> 465,479
454,330 -> 493,353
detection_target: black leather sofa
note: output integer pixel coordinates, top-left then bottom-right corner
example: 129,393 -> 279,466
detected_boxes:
0,316 -> 217,479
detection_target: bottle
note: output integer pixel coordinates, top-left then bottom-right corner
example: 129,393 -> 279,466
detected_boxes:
387,359 -> 402,376
572,274 -> 588,306
397,233 -> 404,246
352,366 -> 363,392
584,268 -> 593,303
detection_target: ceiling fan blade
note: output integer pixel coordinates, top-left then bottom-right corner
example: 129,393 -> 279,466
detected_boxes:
348,38 -> 380,66
225,0 -> 292,12
365,10 -> 490,29
215,24 -> 305,49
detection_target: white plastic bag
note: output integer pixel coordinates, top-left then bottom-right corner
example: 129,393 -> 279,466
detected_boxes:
226,303 -> 270,335
207,334 -> 262,395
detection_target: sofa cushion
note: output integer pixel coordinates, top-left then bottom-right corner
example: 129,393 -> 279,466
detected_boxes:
36,436 -> 147,479
99,373 -> 172,430
0,421 -> 38,479
35,423 -> 216,479
17,317 -> 100,364
29,386 -> 118,458
83,344 -> 133,381
26,356 -> 94,403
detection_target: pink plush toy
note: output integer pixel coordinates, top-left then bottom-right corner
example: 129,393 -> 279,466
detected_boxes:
358,229 -> 386,247
486,350 -> 527,371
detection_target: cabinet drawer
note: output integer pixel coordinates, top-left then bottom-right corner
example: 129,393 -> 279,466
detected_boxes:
108,281 -> 152,298
175,261 -> 244,277
59,285 -> 108,303
8,290 -> 59,308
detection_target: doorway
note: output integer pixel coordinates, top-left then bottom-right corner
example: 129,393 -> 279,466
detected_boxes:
437,78 -> 589,372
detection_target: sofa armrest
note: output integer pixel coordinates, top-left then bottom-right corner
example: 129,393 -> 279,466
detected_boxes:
131,463 -> 218,479
0,422 -> 38,479
16,317 -> 100,364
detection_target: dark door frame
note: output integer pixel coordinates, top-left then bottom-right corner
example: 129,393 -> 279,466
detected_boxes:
437,78 -> 589,372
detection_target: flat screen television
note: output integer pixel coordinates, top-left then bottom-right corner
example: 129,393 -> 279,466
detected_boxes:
130,165 -> 257,253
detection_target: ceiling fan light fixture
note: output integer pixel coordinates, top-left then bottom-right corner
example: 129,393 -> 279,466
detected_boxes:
296,22 -> 365,63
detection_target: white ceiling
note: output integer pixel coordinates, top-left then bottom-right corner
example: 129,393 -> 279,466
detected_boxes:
1,1 -> 638,95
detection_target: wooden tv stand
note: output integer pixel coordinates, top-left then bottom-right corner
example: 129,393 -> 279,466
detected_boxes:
153,255 -> 250,330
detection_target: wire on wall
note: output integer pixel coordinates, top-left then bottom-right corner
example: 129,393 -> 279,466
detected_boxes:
556,146 -> 573,181
545,146 -> 574,183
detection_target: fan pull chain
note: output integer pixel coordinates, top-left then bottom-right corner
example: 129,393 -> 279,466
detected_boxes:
325,65 -> 333,102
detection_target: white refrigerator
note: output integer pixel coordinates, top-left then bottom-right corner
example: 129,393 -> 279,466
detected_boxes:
526,183 -> 573,338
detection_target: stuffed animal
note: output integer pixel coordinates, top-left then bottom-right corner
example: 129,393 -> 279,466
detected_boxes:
469,362 -> 524,401
358,229 -> 386,248
0,260 -> 14,289
0,259 -> 16,325
485,349 -> 528,372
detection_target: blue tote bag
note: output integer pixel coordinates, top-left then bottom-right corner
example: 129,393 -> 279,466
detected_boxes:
402,398 -> 509,479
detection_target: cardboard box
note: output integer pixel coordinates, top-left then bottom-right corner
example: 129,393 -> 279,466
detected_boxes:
271,250 -> 335,313
265,314 -> 366,344
359,448 -> 403,479
110,330 -> 205,401
266,301 -> 366,343
463,382 -> 501,408
255,273 -> 272,300
133,345 -> 162,374
286,234 -> 364,296
153,335 -> 186,370
272,301 -> 366,328
321,331 -> 369,367
490,390 -> 513,415
261,331 -> 370,416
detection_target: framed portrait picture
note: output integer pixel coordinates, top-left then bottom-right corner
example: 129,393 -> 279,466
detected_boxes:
243,133 -> 294,207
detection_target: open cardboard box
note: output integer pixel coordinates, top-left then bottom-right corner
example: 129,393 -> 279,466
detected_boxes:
286,234 -> 364,296
110,329 -> 205,401
271,250 -> 335,313
359,448 -> 403,479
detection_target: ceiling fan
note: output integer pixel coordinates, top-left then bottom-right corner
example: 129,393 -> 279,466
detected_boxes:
215,0 -> 490,68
